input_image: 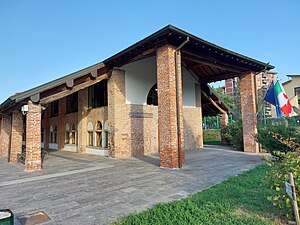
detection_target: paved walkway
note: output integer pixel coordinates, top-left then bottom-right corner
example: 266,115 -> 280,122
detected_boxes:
0,146 -> 264,225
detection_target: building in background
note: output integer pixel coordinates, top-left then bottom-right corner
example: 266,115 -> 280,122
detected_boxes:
224,71 -> 277,96
282,75 -> 300,110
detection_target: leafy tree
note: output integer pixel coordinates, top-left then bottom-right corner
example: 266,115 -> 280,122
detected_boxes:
213,87 -> 234,109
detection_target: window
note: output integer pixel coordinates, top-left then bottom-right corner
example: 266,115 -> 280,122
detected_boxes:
54,126 -> 58,143
88,80 -> 108,108
66,93 -> 78,114
50,125 -> 54,143
51,101 -> 59,117
95,121 -> 102,147
70,123 -> 76,144
41,128 -> 44,142
147,84 -> 158,106
87,122 -> 94,146
65,124 -> 70,144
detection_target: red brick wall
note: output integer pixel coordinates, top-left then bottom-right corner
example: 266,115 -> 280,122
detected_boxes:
107,69 -> 131,158
9,110 -> 23,162
0,116 -> 11,158
58,97 -> 66,150
156,44 -> 185,168
127,104 -> 158,156
240,72 -> 259,153
25,101 -> 42,171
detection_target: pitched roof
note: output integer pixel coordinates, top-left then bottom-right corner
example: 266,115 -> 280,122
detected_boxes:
0,25 -> 274,113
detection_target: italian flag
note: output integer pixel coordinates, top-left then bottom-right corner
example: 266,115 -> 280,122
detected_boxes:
274,81 -> 294,117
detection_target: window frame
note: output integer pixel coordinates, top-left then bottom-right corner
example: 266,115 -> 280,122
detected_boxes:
88,80 -> 108,109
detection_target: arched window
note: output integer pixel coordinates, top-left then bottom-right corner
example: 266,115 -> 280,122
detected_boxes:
50,125 -> 54,143
54,126 -> 58,143
87,122 -> 94,146
147,84 -> 158,106
65,124 -> 70,144
70,123 -> 76,144
96,121 -> 102,147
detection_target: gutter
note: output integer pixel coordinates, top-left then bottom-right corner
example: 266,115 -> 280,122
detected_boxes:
175,37 -> 189,168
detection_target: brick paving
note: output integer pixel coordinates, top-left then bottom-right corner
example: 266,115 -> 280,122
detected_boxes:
0,146 -> 264,225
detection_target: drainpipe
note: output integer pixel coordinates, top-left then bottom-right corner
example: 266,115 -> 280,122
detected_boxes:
175,37 -> 189,168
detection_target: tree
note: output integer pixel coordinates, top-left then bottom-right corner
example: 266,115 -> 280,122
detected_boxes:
213,87 -> 234,110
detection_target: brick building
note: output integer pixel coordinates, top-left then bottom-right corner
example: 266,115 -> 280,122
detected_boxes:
0,25 -> 273,171
225,71 -> 277,96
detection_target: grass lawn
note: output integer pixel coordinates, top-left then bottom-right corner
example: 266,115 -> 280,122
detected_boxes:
112,165 -> 288,225
203,129 -> 221,145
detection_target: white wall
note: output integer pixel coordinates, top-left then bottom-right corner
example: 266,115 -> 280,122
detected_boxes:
123,56 -> 197,107
182,67 -> 197,107
123,57 -> 157,105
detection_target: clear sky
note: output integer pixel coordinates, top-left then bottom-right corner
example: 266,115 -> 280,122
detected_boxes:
0,0 -> 299,103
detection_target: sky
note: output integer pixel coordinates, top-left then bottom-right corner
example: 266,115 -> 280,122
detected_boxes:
0,0 -> 299,103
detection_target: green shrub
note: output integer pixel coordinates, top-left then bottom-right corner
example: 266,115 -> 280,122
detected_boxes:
203,129 -> 221,145
263,134 -> 300,219
256,122 -> 300,159
221,119 -> 243,151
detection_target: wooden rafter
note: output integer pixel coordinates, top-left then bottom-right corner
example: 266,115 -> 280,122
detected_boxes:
199,72 -> 239,83
201,90 -> 226,114
40,72 -> 111,105
182,51 -> 248,73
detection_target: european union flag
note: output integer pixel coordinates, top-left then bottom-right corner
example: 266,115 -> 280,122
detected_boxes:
264,80 -> 282,118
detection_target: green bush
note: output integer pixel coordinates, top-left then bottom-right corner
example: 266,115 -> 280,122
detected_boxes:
256,122 -> 300,159
221,119 -> 243,151
263,135 -> 300,219
203,129 -> 221,145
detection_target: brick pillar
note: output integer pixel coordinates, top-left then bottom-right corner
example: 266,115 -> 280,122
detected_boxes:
107,69 -> 130,158
58,97 -> 66,150
156,44 -> 185,168
0,116 -> 11,158
220,113 -> 229,145
195,83 -> 204,148
25,101 -> 42,171
240,72 -> 259,153
78,89 -> 88,153
43,106 -> 50,150
9,110 -> 23,162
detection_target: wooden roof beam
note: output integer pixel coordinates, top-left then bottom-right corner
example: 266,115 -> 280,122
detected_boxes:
201,90 -> 227,114
182,51 -> 247,73
40,72 -> 111,105
199,72 -> 240,84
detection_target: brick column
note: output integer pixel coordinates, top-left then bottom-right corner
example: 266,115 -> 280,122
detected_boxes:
9,110 -> 23,162
156,44 -> 185,168
195,83 -> 203,148
0,116 -> 11,158
240,72 -> 259,153
58,97 -> 66,150
220,113 -> 229,145
78,89 -> 88,153
25,101 -> 42,171
43,106 -> 50,150
107,69 -> 130,158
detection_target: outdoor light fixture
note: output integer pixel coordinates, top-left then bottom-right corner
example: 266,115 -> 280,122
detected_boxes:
21,105 -> 28,115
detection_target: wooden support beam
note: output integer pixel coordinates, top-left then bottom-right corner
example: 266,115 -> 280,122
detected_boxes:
201,90 -> 226,114
40,72 -> 111,105
199,72 -> 239,84
182,51 -> 247,73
